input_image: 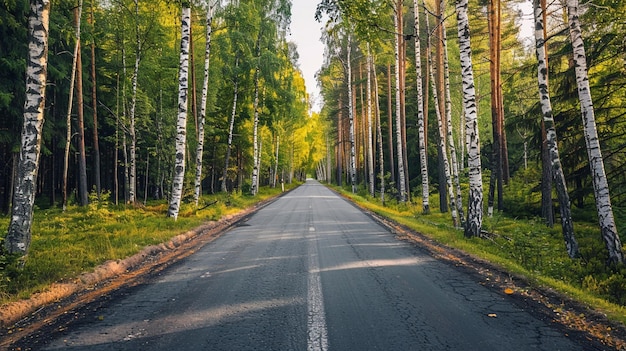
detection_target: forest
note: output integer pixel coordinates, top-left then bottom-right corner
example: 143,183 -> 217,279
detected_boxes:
1,0 -> 626,316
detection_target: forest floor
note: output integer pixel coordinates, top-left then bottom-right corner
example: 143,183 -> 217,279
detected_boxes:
1,188 -> 626,350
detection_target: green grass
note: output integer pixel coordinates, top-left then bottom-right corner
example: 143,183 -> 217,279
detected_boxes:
0,184 -> 298,303
335,185 -> 626,325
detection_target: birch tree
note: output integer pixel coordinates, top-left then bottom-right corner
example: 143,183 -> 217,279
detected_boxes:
128,0 -> 141,204
346,33 -> 357,194
533,0 -> 578,258
456,0 -> 484,237
440,0 -> 464,225
194,1 -> 216,205
4,0 -> 51,256
566,0 -> 623,264
366,44 -> 375,197
221,57 -> 239,193
167,5 -> 191,219
394,9 -> 407,202
414,0 -> 429,213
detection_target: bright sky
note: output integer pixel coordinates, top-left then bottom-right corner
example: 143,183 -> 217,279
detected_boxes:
288,1 -> 325,113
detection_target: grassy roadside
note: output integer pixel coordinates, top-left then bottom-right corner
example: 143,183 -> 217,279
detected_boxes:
333,186 -> 626,326
0,184 -> 298,305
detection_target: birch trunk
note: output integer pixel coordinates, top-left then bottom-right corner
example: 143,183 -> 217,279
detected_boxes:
394,12 -> 407,202
222,57 -> 239,193
415,0 -> 429,213
167,6 -> 191,220
5,0 -> 50,255
428,33 -> 457,227
346,34 -> 357,194
440,0 -> 464,225
373,58 -> 385,203
194,3 -> 214,205
456,0 -> 484,237
366,44 -> 375,197
566,0 -> 623,264
251,33 -> 262,196
533,0 -> 578,258
128,0 -> 140,204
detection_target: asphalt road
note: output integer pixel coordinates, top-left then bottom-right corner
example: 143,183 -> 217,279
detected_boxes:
39,180 -> 587,350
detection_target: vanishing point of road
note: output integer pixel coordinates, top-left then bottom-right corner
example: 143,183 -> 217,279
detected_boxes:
33,180 -> 595,350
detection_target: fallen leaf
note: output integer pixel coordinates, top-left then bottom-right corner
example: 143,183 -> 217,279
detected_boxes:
488,313 -> 497,318
504,288 -> 514,295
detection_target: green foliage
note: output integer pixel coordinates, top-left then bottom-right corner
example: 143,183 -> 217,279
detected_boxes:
336,177 -> 626,322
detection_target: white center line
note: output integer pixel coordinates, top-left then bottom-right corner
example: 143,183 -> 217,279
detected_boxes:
307,233 -> 328,351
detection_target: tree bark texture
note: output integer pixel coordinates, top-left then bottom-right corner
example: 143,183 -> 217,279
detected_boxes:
566,0 -> 623,264
5,0 -> 51,255
167,6 -> 191,220
533,0 -> 578,258
456,0 -> 484,237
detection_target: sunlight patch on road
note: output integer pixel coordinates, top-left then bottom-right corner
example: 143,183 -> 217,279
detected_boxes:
314,257 -> 426,273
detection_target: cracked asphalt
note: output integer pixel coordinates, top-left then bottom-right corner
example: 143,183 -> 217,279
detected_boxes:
34,180 -> 591,350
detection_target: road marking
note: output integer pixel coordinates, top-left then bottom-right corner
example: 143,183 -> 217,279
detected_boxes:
307,235 -> 328,351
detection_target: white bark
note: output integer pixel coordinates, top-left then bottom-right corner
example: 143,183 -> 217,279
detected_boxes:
456,0 -> 484,237
222,57 -> 239,193
128,0 -> 141,204
394,11 -> 407,202
167,6 -> 191,220
415,0 -> 429,213
441,1 -> 464,225
428,36 -> 457,227
566,0 -> 623,263
194,3 -> 214,205
347,34 -> 357,193
533,0 -> 578,258
5,0 -> 50,255
251,34 -> 262,196
373,58 -> 385,203
366,44 -> 375,197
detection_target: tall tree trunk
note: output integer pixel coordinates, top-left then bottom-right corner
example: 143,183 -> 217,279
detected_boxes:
75,3 -> 89,207
5,0 -> 51,256
63,3 -> 83,211
128,0 -> 140,204
456,0 -> 484,237
89,0 -> 101,198
347,34 -> 357,193
566,0 -> 623,264
415,0 -> 429,214
428,30 -> 457,226
251,32 -> 262,196
167,5 -> 191,220
114,73 -> 120,205
273,134 -> 280,188
440,0 -> 464,226
398,0 -> 410,201
487,0 -> 503,216
373,59 -> 385,203
366,44 -> 375,197
194,3 -> 214,205
394,10 -> 407,202
386,64 -> 395,185
533,0 -> 577,258
222,57 -> 239,193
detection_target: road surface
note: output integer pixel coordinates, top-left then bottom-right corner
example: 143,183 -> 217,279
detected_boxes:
38,180 -> 589,350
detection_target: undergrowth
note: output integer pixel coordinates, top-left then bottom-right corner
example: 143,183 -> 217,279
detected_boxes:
336,173 -> 626,324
